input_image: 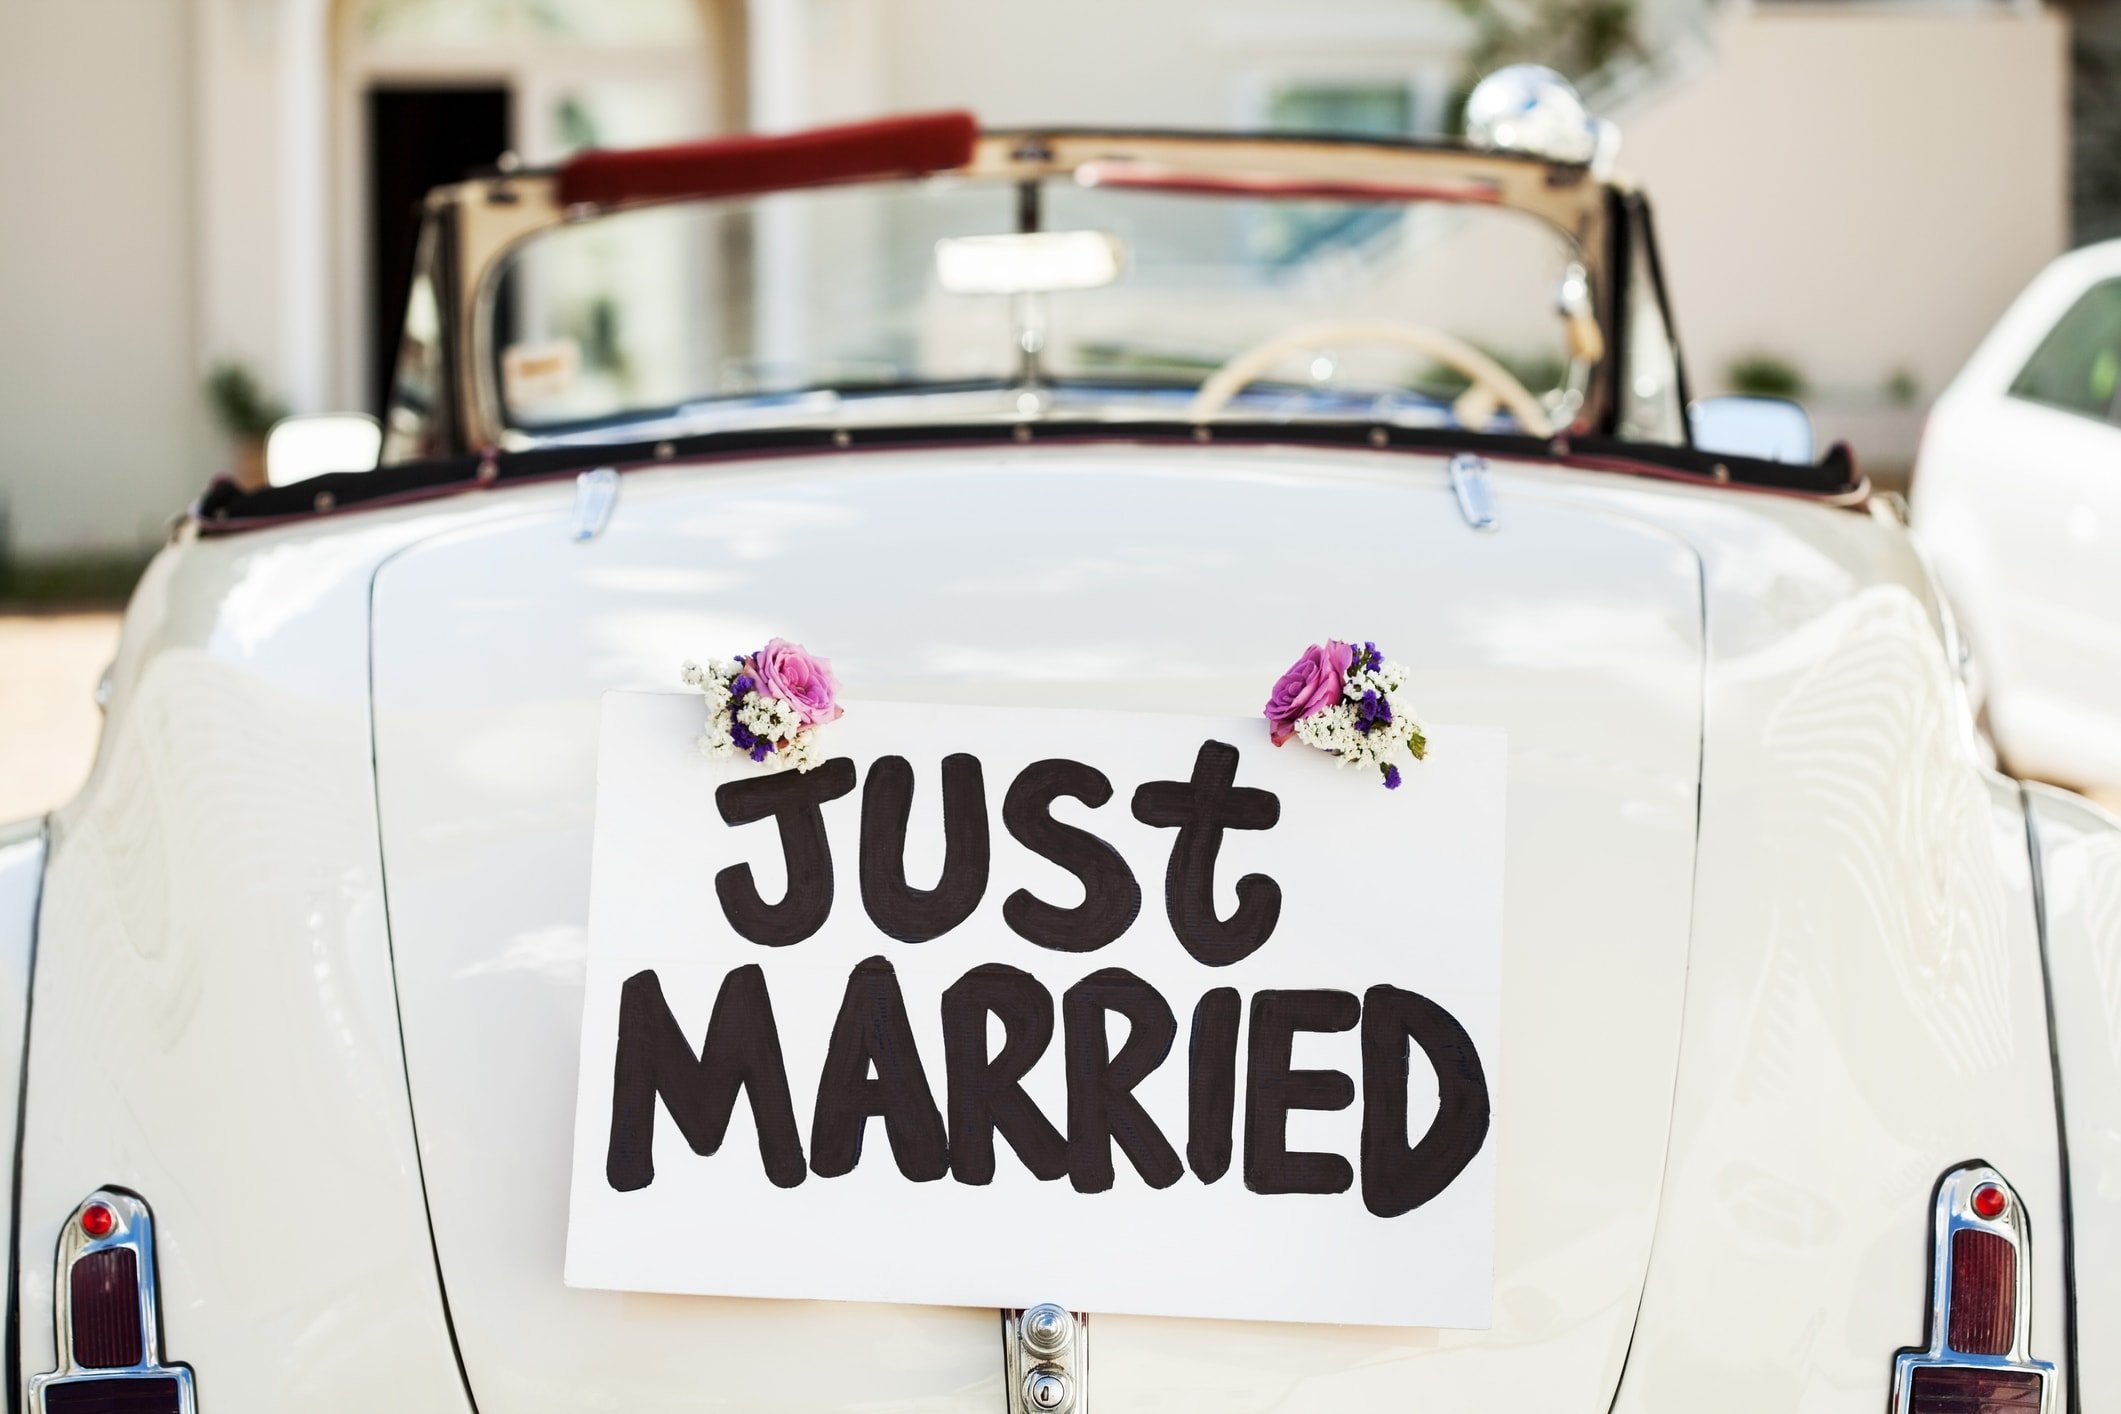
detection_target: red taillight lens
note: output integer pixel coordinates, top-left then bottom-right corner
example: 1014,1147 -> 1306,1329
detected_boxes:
41,1380 -> 185,1414
1907,1364 -> 2044,1412
78,1203 -> 114,1240
1948,1227 -> 2016,1356
68,1247 -> 142,1368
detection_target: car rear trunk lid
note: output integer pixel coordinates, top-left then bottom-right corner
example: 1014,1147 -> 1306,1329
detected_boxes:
369,445 -> 1701,1412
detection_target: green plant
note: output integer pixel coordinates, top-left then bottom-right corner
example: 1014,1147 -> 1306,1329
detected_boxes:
204,362 -> 287,442
0,551 -> 153,609
1884,366 -> 1921,406
1444,0 -> 1645,117
1726,353 -> 1806,400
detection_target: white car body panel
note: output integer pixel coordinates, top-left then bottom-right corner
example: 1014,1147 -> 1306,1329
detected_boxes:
1913,239 -> 2121,789
15,519 -> 474,1413
8,443 -> 2081,1410
0,818 -> 45,1298
2025,785 -> 2121,1406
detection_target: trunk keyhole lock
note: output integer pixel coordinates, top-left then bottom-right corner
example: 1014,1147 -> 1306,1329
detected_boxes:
1006,1302 -> 1085,1413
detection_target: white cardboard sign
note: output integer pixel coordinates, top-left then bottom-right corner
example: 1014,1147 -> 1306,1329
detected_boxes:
566,693 -> 1505,1328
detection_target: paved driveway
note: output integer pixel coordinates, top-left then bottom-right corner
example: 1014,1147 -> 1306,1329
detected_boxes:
0,612 -> 121,822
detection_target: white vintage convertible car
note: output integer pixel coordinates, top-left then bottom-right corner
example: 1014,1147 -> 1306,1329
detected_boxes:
3,70 -> 2119,1414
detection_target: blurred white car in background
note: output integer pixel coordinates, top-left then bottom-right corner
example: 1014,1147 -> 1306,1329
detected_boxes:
1913,239 -> 2121,790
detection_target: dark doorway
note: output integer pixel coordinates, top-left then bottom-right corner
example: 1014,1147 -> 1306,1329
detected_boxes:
367,85 -> 512,416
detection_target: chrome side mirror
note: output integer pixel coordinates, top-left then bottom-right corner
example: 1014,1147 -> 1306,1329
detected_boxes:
1463,65 -> 1619,173
264,413 -> 382,487
1688,395 -> 1814,465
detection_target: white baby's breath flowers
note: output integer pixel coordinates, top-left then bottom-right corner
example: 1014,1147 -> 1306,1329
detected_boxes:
683,654 -> 831,773
1294,704 -> 1358,759
737,692 -> 802,743
1284,645 -> 1427,788
1343,656 -> 1411,702
1296,702 -> 1422,771
777,729 -> 822,772
681,658 -> 734,719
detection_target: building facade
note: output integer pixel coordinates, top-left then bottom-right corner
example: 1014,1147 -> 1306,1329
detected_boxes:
0,0 -> 2071,558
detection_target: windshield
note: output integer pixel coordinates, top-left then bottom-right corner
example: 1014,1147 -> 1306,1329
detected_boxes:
486,175 -> 1588,444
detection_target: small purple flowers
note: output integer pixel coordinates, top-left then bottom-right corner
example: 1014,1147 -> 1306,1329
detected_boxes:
682,638 -> 844,773
1354,687 -> 1393,735
726,718 -> 774,762
1263,638 -> 1427,789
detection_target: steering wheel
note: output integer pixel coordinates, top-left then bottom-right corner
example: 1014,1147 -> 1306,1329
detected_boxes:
1186,319 -> 1554,437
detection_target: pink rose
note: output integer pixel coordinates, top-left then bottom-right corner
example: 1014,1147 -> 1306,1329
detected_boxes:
749,637 -> 843,726
1263,640 -> 1353,745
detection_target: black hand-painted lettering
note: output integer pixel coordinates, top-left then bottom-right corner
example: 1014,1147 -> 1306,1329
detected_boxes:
1360,985 -> 1491,1218
713,757 -> 857,947
809,955 -> 949,1181
859,753 -> 990,943
1063,967 -> 1183,1193
1001,759 -> 1141,953
1130,740 -> 1281,966
942,963 -> 1067,1184
605,966 -> 806,1193
1187,987 -> 1241,1184
1243,989 -> 1358,1196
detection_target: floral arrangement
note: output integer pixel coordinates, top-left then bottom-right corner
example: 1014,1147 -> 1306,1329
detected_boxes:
680,638 -> 842,772
1263,639 -> 1427,789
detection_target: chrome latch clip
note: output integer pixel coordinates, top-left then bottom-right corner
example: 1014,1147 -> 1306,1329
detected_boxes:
570,466 -> 619,542
1448,453 -> 1497,531
1004,1302 -> 1086,1413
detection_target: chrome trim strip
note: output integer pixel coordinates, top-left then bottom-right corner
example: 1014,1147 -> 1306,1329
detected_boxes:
1891,1163 -> 2056,1412
28,1190 -> 197,1414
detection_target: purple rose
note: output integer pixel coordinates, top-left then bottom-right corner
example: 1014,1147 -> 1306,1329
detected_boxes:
749,637 -> 843,727
1263,640 -> 1354,746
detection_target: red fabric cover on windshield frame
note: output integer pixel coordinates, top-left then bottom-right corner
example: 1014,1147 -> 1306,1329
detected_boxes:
557,111 -> 979,209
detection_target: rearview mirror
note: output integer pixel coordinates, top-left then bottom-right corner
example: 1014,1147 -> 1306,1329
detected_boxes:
1687,395 -> 1813,465
265,413 -> 382,487
934,231 -> 1127,296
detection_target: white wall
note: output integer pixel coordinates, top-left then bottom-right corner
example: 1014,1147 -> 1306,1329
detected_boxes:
194,0 -> 296,398
1624,4 -> 2070,467
859,0 -> 1470,131
0,0 -> 209,559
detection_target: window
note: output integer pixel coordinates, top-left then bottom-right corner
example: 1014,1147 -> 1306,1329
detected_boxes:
359,0 -> 703,45
2009,278 -> 2121,422
485,179 -> 1579,438
1266,81 -> 1417,138
1258,81 -> 1420,267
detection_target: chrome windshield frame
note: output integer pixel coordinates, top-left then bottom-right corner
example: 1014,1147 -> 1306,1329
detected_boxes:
394,124 -> 1648,458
